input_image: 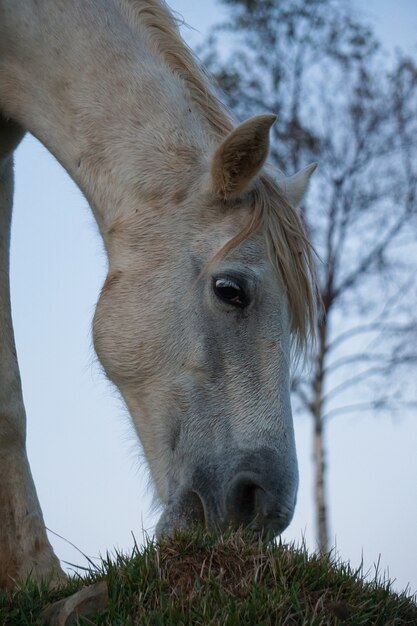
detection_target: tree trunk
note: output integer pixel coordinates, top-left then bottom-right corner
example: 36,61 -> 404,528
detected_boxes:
313,413 -> 328,553
312,314 -> 329,554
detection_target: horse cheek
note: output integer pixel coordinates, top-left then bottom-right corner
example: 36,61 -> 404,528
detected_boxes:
92,277 -> 141,388
92,273 -> 169,391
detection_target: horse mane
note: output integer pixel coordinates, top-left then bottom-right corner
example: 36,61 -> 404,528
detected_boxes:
121,0 -> 317,349
120,0 -> 233,138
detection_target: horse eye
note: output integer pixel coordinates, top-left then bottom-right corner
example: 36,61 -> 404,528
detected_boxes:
213,277 -> 249,308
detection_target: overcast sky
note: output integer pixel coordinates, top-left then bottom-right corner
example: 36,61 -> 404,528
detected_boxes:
10,0 -> 417,594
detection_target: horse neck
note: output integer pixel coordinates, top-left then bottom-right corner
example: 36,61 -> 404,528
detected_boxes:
0,0 -> 219,239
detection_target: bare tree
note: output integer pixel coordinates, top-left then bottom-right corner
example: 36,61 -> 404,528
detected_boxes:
200,0 -> 417,553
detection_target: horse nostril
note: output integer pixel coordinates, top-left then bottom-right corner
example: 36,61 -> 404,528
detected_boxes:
226,476 -> 267,528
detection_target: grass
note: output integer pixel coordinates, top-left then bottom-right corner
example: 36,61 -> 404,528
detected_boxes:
1,532 -> 416,625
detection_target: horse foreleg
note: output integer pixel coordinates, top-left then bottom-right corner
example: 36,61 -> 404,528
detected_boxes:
0,119 -> 65,588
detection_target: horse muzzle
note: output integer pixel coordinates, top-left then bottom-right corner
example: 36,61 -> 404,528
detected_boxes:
155,449 -> 298,538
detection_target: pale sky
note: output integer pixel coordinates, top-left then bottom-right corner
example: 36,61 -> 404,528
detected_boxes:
10,0 -> 417,594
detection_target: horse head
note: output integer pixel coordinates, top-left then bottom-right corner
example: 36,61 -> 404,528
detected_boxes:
93,115 -> 316,538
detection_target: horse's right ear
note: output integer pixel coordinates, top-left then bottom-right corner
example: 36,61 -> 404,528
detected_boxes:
211,114 -> 276,199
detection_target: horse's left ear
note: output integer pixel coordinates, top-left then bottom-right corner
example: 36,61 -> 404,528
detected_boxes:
278,163 -> 318,208
211,114 -> 277,198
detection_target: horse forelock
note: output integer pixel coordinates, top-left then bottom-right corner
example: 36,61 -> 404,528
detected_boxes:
213,176 -> 318,353
259,176 -> 318,353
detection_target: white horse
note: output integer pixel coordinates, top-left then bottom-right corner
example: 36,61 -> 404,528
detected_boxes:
0,0 -> 316,587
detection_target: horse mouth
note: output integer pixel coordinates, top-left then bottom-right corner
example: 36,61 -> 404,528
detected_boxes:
155,467 -> 296,539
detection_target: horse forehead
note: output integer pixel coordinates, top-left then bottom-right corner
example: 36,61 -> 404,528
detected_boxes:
231,237 -> 267,265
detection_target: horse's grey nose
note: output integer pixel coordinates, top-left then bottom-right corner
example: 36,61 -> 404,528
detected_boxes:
225,472 -> 283,534
156,451 -> 297,538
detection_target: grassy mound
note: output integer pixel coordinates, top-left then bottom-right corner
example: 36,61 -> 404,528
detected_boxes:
1,532 -> 416,624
